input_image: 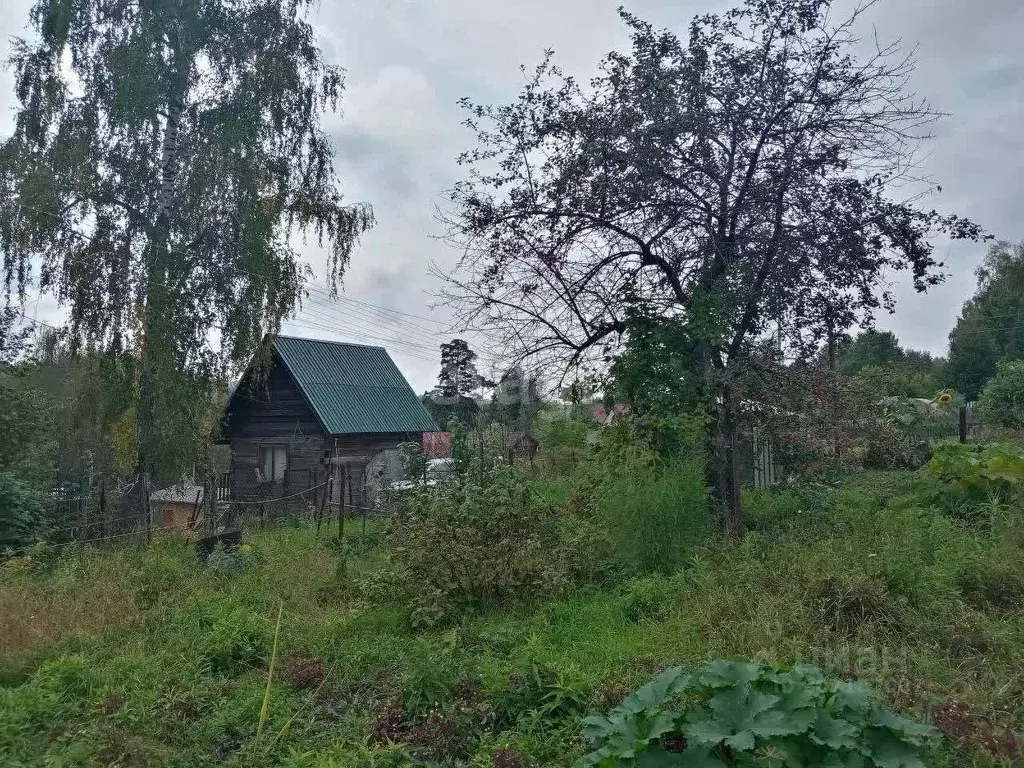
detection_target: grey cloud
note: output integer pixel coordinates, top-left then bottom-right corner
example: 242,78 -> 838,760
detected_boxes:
2,0 -> 1023,389
332,131 -> 421,204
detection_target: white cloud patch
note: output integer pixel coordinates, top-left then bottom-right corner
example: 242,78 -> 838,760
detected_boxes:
338,65 -> 441,139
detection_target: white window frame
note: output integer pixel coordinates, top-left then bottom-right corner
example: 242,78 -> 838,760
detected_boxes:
259,444 -> 288,483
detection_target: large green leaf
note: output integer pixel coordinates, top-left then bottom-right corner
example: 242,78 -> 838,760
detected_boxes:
603,711 -> 679,758
676,746 -> 727,768
684,685 -> 792,751
831,681 -> 874,716
811,712 -> 861,750
868,710 -> 938,746
695,660 -> 763,690
819,751 -> 872,768
633,746 -> 690,768
583,715 -> 620,744
788,663 -> 828,687
579,662 -> 932,768
685,709 -> 742,748
573,747 -> 611,768
864,727 -> 930,768
775,682 -> 823,716
616,666 -> 691,715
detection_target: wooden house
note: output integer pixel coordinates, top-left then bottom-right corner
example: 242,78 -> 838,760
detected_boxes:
221,335 -> 438,506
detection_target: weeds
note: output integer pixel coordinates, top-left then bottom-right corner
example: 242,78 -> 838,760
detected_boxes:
591,445 -> 710,574
0,562 -> 139,659
1,467 -> 1024,767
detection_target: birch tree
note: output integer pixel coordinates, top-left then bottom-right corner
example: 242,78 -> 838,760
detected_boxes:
0,0 -> 372,481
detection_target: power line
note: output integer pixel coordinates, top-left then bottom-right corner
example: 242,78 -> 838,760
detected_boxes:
300,293 -> 446,338
2,204 -> 505,363
5,199 -> 456,332
14,308 -> 444,365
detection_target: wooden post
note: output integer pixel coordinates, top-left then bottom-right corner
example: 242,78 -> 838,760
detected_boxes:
80,481 -> 88,544
208,477 -> 217,534
98,480 -> 108,539
316,468 -> 328,538
959,405 -> 968,444
144,473 -> 152,546
362,463 -> 368,537
338,465 -> 346,544
189,487 -> 203,530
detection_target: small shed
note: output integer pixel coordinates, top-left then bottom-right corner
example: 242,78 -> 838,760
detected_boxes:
220,335 -> 438,506
149,483 -> 205,530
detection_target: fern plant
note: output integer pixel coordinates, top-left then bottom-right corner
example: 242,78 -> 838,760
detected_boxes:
577,660 -> 936,768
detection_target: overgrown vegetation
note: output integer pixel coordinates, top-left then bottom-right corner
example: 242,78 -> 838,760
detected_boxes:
977,360 -> 1024,431
2,434 -> 1024,766
376,459 -> 587,628
585,419 -> 709,576
2,0 -> 1024,766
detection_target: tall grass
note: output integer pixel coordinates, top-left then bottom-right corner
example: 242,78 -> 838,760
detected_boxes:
0,559 -> 139,660
3,470 -> 1024,766
593,445 -> 709,574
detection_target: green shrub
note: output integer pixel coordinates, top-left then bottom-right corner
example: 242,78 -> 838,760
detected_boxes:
384,461 -> 579,626
553,515 -> 620,587
33,655 -> 96,701
861,419 -> 931,471
536,417 -> 592,475
493,660 -> 590,729
977,358 -> 1024,430
0,472 -> 50,551
578,660 -> 937,768
855,364 -> 942,400
617,575 -> 677,624
925,443 -> 1024,520
200,607 -> 271,674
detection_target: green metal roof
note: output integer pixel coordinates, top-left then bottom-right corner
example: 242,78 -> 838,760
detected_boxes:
272,335 -> 438,435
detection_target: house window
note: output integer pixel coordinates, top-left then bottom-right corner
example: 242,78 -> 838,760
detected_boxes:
259,445 -> 288,483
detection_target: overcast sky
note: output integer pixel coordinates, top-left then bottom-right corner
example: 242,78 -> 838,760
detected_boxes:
2,0 -> 1022,392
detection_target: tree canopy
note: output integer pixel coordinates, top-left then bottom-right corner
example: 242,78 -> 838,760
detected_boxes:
837,330 -> 945,398
434,339 -> 488,399
425,338 -> 491,428
444,0 -> 982,531
948,241 -> 1024,399
0,0 -> 372,479
837,330 -> 904,375
489,365 -> 542,436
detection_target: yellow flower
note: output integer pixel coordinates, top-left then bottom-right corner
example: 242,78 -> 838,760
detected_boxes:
937,391 -> 953,404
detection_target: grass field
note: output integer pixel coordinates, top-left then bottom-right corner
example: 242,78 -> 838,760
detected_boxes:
1,469 -> 1023,767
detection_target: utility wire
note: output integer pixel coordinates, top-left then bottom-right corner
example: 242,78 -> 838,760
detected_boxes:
3,200 -> 506,362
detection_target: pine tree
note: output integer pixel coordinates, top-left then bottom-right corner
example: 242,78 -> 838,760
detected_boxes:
435,339 -> 485,399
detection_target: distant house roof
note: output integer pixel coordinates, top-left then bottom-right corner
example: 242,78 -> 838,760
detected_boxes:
150,484 -> 204,504
591,403 -> 632,425
264,335 -> 438,436
422,431 -> 452,459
